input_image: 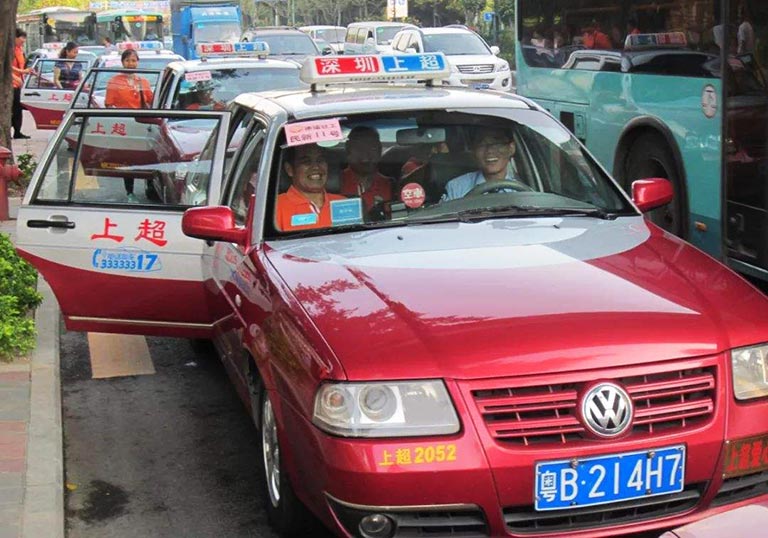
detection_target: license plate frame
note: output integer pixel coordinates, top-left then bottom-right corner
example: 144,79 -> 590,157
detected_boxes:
534,445 -> 686,511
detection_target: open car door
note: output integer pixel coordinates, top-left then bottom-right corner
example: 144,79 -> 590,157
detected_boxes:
21,58 -> 91,130
15,108 -> 231,337
70,67 -> 163,110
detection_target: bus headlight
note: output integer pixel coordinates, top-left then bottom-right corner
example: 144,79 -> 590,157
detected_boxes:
732,344 -> 768,400
313,380 -> 460,437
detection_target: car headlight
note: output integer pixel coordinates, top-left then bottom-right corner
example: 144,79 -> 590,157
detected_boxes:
732,344 -> 768,400
313,380 -> 460,437
496,61 -> 510,72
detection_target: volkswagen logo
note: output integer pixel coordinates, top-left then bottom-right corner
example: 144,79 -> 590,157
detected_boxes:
580,383 -> 633,438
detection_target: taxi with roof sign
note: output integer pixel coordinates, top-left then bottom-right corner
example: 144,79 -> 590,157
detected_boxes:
96,41 -> 184,71
16,52 -> 768,538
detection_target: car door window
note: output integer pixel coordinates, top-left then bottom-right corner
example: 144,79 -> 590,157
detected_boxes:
223,107 -> 255,181
34,111 -> 225,207
224,120 -> 268,225
71,68 -> 162,109
26,59 -> 89,91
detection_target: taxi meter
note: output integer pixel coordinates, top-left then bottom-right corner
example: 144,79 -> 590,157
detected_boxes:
300,52 -> 450,88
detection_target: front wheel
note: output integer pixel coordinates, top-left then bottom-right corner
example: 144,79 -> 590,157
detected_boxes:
624,133 -> 686,237
259,388 -> 323,537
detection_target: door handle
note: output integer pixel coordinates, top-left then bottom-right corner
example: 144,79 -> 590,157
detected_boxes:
24,92 -> 41,97
27,219 -> 75,229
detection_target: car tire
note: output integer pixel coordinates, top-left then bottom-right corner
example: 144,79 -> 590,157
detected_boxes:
624,133 -> 686,237
258,385 -> 322,537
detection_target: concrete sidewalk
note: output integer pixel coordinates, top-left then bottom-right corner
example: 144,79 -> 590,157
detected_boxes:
1,117 -> 64,538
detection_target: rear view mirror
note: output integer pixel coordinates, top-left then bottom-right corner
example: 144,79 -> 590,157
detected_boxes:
632,178 -> 673,213
182,206 -> 248,245
396,127 -> 446,145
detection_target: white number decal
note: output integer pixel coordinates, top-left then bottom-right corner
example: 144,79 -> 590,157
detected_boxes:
588,465 -> 606,499
627,460 -> 644,491
665,452 -> 683,487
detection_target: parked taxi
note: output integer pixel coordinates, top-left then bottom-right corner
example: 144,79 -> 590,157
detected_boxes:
16,53 -> 768,538
96,40 -> 184,70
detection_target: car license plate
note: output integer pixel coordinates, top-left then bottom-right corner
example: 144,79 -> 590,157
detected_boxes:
471,83 -> 490,90
534,445 -> 685,511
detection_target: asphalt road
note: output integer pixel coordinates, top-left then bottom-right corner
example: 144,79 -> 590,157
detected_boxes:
60,329 -> 281,538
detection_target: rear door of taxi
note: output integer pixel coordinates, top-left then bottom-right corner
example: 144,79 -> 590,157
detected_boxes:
15,108 -> 232,337
21,58 -> 90,130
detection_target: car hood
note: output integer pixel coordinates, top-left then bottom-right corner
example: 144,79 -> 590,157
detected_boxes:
265,217 -> 768,381
449,54 -> 503,66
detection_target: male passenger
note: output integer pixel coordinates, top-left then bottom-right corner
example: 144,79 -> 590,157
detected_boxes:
340,126 -> 393,214
276,143 -> 346,231
442,126 -> 519,201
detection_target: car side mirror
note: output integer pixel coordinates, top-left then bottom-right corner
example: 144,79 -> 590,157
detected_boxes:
490,46 -> 500,55
182,206 -> 248,246
631,178 -> 673,213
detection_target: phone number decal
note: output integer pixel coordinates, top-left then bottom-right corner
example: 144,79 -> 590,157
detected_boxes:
378,443 -> 457,467
91,248 -> 163,273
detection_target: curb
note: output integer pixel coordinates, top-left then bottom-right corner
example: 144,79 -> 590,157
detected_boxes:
22,278 -> 63,538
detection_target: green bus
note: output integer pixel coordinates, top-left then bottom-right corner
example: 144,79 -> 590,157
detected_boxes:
516,0 -> 768,280
96,9 -> 165,43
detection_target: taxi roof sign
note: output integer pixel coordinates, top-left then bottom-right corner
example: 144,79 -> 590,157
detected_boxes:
196,41 -> 269,58
43,42 -> 64,50
624,32 -> 687,51
118,41 -> 164,52
301,53 -> 450,89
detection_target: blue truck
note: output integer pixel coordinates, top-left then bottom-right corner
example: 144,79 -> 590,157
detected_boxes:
170,1 -> 242,59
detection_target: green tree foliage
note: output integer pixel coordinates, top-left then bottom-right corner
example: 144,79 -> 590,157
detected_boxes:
0,234 -> 41,362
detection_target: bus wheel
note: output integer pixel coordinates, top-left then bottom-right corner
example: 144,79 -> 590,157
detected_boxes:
625,134 -> 685,237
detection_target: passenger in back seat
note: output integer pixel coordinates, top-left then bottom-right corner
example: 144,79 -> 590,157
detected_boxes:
340,126 -> 394,217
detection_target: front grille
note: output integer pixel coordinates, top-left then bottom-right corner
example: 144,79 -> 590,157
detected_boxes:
472,367 -> 716,446
461,78 -> 495,84
328,496 -> 489,537
457,64 -> 494,74
503,484 -> 703,534
712,470 -> 768,507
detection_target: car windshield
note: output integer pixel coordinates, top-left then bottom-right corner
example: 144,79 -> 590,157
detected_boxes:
376,26 -> 407,45
195,22 -> 241,43
257,34 -> 319,55
423,33 -> 490,55
267,109 -> 634,237
316,28 -> 345,43
174,67 -> 306,109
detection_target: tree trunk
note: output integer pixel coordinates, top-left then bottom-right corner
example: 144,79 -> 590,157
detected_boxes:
0,0 -> 20,154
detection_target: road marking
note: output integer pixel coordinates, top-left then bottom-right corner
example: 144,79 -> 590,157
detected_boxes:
87,333 -> 155,378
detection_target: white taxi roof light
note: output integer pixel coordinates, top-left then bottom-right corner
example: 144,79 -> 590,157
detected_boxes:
624,32 -> 687,51
196,41 -> 269,58
43,42 -> 64,50
301,53 -> 450,89
118,41 -> 164,52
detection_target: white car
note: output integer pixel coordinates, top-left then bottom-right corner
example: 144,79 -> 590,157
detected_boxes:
299,25 -> 345,54
391,26 -> 512,91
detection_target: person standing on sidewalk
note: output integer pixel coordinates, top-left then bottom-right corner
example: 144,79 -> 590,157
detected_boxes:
12,29 -> 34,140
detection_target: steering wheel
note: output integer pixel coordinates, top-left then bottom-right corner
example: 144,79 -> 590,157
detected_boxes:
467,180 -> 533,196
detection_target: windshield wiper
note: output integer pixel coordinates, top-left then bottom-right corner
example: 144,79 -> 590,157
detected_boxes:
456,205 -> 621,222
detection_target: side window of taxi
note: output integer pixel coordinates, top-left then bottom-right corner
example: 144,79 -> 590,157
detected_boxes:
224,120 -> 268,225
33,113 -> 223,207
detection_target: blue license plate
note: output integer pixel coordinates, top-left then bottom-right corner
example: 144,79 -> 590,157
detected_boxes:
534,445 -> 685,511
471,83 -> 490,89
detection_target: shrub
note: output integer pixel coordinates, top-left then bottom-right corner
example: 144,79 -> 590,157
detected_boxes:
0,233 -> 42,362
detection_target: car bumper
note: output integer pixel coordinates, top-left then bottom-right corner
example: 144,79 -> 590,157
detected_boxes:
442,72 -> 511,91
279,361 -> 768,537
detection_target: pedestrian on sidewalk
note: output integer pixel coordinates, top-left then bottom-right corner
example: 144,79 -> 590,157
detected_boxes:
12,29 -> 34,140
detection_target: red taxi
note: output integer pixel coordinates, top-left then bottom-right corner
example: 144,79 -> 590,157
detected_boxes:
15,53 -> 768,538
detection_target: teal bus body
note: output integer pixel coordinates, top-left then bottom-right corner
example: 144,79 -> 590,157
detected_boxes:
516,0 -> 768,279
518,64 -> 724,257
96,9 -> 165,43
